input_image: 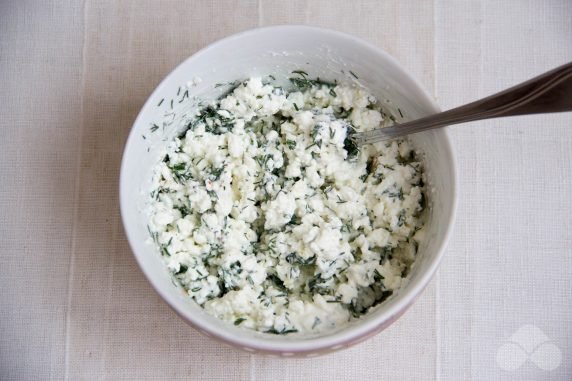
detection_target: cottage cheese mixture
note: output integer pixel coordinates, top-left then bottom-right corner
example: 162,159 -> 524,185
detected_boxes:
147,74 -> 426,335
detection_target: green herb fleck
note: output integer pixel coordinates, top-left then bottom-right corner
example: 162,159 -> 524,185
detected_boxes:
289,71 -> 336,91
176,265 -> 188,275
397,209 -> 406,226
312,317 -> 321,329
373,269 -> 384,282
207,190 -> 218,199
209,166 -> 225,180
234,317 -> 247,326
285,253 -> 316,266
171,163 -> 186,172
291,70 -> 309,77
179,89 -> 189,103
267,273 -> 287,292
266,327 -> 298,335
382,185 -> 404,201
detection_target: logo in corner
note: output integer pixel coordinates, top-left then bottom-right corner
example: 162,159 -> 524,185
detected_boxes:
496,324 -> 562,371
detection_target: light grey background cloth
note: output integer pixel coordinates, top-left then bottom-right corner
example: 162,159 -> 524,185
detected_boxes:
1,1 -> 571,380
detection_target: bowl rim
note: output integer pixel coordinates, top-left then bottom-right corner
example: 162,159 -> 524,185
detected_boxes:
120,24 -> 458,354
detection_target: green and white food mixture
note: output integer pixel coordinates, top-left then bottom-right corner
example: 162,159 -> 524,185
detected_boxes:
147,74 -> 426,335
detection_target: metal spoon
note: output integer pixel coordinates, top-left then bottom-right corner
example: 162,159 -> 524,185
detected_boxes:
351,61 -> 572,145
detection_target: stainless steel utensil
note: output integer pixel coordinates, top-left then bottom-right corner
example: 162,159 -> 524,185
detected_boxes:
352,62 -> 572,145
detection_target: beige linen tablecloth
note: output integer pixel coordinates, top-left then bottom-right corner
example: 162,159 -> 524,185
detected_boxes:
1,1 -> 571,380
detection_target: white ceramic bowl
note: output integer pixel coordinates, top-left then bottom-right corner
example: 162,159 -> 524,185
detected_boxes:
120,25 -> 456,356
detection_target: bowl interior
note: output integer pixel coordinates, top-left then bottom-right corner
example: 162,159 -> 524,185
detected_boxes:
120,26 -> 456,354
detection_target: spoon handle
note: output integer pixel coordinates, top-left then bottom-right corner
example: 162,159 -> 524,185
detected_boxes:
354,61 -> 572,144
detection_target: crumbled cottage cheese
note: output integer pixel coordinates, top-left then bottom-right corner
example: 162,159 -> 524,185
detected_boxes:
147,74 -> 426,335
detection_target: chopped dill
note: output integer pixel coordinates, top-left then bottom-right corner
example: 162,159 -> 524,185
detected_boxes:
179,89 -> 189,103
291,69 -> 308,77
266,327 -> 298,335
234,318 -> 247,326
